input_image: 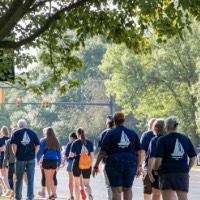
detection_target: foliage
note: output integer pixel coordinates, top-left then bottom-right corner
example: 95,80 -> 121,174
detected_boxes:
1,0 -> 200,92
0,36 -> 118,144
99,21 -> 200,147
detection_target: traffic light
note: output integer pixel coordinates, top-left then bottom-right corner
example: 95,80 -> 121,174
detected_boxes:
16,97 -> 22,107
0,88 -> 4,104
42,98 -> 48,108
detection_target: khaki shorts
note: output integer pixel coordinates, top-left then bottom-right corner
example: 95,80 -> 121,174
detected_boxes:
142,173 -> 152,194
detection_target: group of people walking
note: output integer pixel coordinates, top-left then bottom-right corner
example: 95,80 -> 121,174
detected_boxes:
0,113 -> 197,200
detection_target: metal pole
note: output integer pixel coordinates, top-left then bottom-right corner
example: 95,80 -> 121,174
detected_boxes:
109,95 -> 113,115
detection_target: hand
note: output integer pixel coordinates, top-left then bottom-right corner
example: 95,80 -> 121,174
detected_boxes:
62,160 -> 65,167
56,167 -> 60,172
92,167 -> 98,177
141,168 -> 146,177
136,166 -> 143,178
148,171 -> 155,183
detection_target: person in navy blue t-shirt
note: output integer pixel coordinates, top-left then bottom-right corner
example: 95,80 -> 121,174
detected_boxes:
64,131 -> 77,200
11,119 -> 40,200
140,118 -> 156,200
69,127 -> 94,200
97,115 -> 114,200
154,116 -> 197,200
147,119 -> 165,200
93,112 -> 142,200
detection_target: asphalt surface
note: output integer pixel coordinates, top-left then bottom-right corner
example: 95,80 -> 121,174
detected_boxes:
17,166 -> 200,200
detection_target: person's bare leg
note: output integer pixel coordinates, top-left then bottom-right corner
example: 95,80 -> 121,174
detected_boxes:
68,172 -> 74,197
82,177 -> 92,196
123,187 -> 132,200
74,176 -> 80,200
49,170 -> 56,196
44,170 -> 51,196
176,190 -> 188,200
152,188 -> 161,200
161,189 -> 177,200
144,194 -> 151,200
111,187 -> 122,200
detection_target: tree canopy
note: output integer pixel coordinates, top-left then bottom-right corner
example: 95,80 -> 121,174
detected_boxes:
99,21 -> 200,147
1,0 -> 200,92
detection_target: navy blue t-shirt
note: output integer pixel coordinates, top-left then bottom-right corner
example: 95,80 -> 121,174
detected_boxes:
65,142 -> 73,161
70,139 -> 94,164
11,128 -> 40,161
100,126 -> 141,161
140,130 -> 155,170
156,132 -> 197,173
147,136 -> 162,158
0,136 -> 10,160
98,129 -> 109,148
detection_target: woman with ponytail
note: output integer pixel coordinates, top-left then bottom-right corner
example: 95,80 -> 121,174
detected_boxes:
69,127 -> 94,200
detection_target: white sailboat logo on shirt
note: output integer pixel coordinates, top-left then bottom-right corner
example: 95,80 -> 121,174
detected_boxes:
118,131 -> 130,148
21,131 -> 30,146
171,139 -> 184,160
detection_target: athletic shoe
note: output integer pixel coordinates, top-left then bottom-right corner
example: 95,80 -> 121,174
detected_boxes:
80,189 -> 86,200
38,191 -> 45,197
2,189 -> 12,196
67,197 -> 75,200
88,194 -> 93,200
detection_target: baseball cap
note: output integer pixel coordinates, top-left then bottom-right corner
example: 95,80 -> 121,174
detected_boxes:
165,116 -> 179,130
107,115 -> 114,121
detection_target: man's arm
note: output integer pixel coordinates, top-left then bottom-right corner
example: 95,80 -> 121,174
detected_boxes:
11,144 -> 17,155
92,151 -> 106,177
154,157 -> 162,172
35,145 -> 40,156
189,156 -> 196,171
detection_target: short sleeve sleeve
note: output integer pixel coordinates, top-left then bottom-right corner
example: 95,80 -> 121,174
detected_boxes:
149,139 -> 156,158
156,138 -> 164,158
134,133 -> 141,152
187,138 -> 197,158
100,133 -> 111,153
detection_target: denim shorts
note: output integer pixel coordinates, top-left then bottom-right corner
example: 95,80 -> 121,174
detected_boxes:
105,156 -> 137,188
66,159 -> 73,172
159,173 -> 189,192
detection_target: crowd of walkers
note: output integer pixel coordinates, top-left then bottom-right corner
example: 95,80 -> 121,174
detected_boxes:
0,112 -> 197,200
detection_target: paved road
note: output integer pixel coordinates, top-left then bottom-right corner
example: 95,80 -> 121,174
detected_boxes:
21,166 -> 200,200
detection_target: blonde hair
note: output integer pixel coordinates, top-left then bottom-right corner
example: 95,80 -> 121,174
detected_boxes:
1,126 -> 9,137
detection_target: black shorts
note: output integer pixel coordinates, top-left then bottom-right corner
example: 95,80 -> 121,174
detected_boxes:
143,173 -> 152,194
42,159 -> 58,170
159,173 -> 189,192
72,162 -> 91,179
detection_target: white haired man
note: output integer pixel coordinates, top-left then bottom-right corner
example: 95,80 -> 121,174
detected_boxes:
11,119 -> 40,200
